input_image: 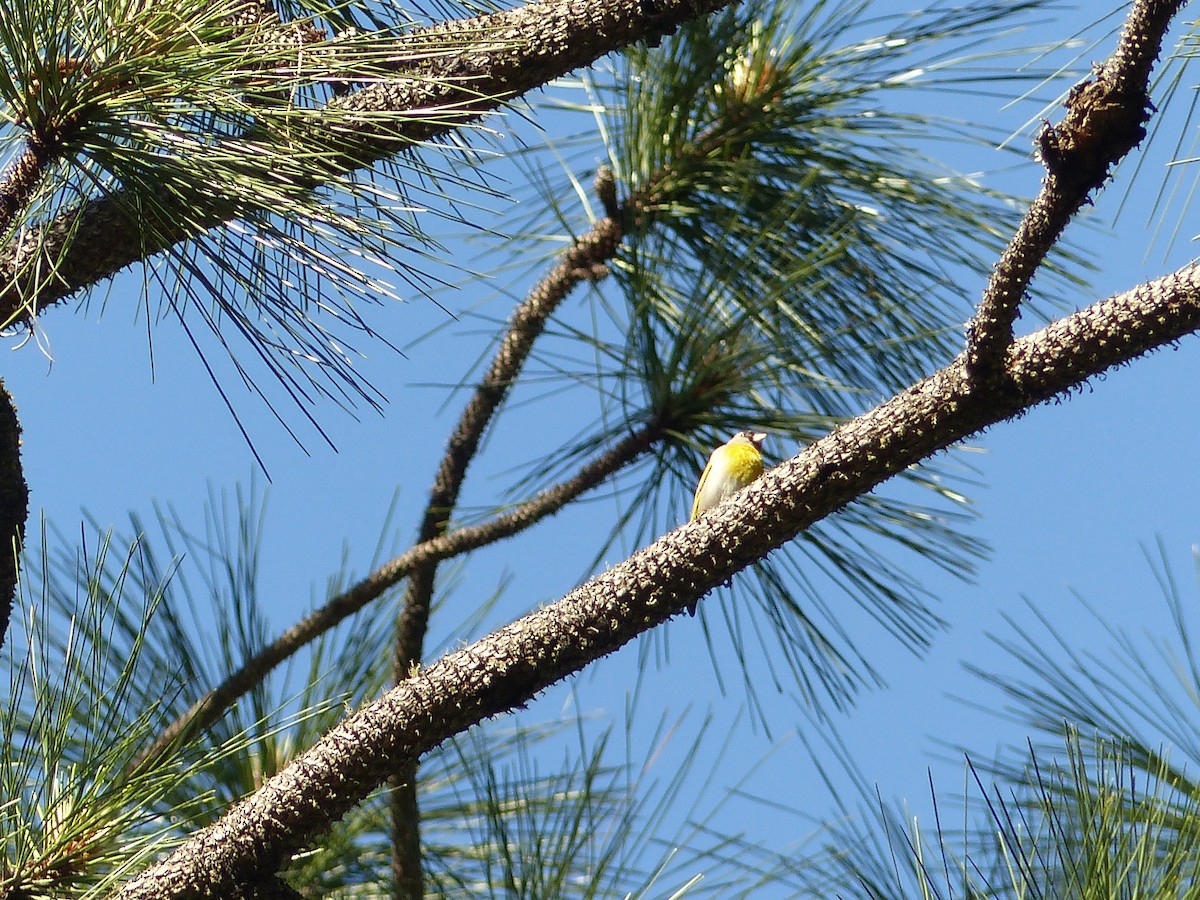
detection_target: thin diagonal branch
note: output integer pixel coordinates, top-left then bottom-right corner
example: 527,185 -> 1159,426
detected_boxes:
394,172 -> 623,677
0,0 -> 733,324
114,262 -> 1200,900
130,419 -> 662,773
388,173 -> 622,895
964,0 -> 1181,381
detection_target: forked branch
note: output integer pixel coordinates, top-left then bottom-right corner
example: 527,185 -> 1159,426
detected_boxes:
964,0 -> 1181,381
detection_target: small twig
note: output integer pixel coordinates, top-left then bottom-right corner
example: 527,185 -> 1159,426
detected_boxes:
964,0 -> 1182,383
394,168 -> 622,675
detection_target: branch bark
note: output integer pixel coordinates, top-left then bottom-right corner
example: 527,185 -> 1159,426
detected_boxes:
0,0 -> 732,325
114,262 -> 1200,899
963,0 -> 1181,381
388,167 -> 620,899
0,381 -> 26,650
393,179 -> 623,680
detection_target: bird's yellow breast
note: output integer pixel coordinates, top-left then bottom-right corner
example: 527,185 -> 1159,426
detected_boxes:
690,440 -> 765,520
716,443 -> 765,483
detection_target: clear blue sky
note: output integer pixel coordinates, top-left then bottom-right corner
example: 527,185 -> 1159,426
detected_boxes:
5,1 -> 1199,890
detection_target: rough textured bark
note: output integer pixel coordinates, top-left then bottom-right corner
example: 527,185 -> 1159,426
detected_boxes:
0,382 -> 26,650
389,759 -> 421,900
964,0 -> 1182,381
0,0 -> 730,325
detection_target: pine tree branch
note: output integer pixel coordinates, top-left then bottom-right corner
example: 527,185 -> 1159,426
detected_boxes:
0,143 -> 51,237
0,0 -> 733,325
113,263 -> 1200,900
130,420 -> 662,773
0,380 -> 26,651
964,0 -> 1180,382
389,758 -> 420,900
0,5 -> 321,239
394,170 -> 623,682
389,190 -> 619,896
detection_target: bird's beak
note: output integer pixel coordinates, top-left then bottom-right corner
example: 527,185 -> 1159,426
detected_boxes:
750,432 -> 767,446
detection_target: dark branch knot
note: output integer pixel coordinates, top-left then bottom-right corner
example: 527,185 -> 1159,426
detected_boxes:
1036,70 -> 1150,194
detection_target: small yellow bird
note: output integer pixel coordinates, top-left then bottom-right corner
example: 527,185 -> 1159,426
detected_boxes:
690,431 -> 768,522
686,431 -> 767,615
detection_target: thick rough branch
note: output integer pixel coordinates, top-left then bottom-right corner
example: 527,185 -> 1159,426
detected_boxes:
0,143 -> 51,236
114,263 -> 1200,899
0,382 -> 26,650
0,0 -> 731,323
964,0 -> 1183,381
